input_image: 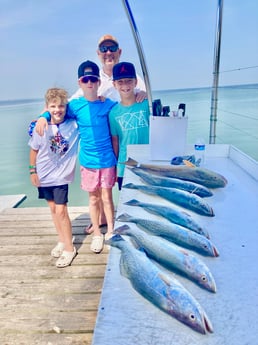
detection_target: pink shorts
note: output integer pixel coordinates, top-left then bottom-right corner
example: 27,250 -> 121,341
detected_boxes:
80,166 -> 116,192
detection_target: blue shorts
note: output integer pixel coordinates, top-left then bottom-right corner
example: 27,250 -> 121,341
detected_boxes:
38,184 -> 69,204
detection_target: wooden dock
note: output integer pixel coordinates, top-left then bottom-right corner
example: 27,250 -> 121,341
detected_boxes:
0,206 -> 109,345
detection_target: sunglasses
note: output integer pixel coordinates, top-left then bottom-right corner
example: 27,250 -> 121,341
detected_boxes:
80,76 -> 99,83
99,45 -> 119,53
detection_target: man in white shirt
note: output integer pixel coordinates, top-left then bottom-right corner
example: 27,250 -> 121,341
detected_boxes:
71,34 -> 146,102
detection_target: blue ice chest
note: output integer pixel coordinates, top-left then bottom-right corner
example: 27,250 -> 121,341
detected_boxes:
150,116 -> 188,160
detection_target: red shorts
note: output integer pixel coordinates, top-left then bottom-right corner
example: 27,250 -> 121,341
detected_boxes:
80,166 -> 116,192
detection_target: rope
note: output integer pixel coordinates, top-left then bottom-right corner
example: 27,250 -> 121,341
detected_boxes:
219,65 -> 258,73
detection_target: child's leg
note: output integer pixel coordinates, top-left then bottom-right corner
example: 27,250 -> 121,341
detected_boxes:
101,188 -> 114,235
55,203 -> 74,252
47,200 -> 73,252
47,200 -> 63,242
89,190 -> 105,253
89,190 -> 102,236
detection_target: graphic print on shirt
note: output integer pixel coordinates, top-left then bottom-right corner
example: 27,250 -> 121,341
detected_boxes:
49,128 -> 69,159
118,110 -> 148,131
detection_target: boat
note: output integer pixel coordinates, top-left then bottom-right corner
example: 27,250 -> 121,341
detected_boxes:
91,1 -> 258,344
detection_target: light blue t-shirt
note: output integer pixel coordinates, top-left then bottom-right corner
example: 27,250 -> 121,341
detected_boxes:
109,99 -> 150,177
41,97 -> 117,169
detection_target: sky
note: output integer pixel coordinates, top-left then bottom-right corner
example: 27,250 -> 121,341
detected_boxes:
0,0 -> 258,100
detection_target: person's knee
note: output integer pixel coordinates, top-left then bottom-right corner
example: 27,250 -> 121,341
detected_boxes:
55,205 -> 68,218
89,193 -> 101,207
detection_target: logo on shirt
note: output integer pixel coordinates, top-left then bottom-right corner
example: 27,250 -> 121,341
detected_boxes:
49,130 -> 69,157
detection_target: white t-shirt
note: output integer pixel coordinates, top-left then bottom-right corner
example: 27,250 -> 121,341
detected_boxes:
70,68 -> 146,102
28,120 -> 79,187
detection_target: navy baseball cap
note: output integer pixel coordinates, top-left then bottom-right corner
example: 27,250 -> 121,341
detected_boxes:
78,60 -> 100,79
113,62 -> 136,81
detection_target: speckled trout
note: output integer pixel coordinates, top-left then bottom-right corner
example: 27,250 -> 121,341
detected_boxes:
125,157 -> 227,188
116,213 -> 219,257
124,199 -> 210,238
106,232 -> 213,334
123,183 -> 214,217
114,225 -> 216,292
130,167 -> 213,197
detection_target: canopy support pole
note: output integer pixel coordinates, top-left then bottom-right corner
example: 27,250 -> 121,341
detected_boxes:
209,0 -> 224,144
121,0 -> 153,115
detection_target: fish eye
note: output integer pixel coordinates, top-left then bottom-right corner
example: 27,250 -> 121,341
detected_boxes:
201,275 -> 207,282
189,313 -> 196,321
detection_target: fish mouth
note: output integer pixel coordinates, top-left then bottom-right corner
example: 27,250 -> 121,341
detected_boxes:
203,312 -> 214,334
193,311 -> 214,334
213,245 -> 220,257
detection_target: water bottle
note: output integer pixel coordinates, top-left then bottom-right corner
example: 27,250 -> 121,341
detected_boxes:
194,138 -> 205,166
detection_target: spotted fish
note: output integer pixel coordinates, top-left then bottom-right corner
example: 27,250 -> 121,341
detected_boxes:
106,232 -> 213,334
123,183 -> 214,217
124,157 -> 227,188
124,199 -> 210,238
129,167 -> 213,197
116,213 -> 219,257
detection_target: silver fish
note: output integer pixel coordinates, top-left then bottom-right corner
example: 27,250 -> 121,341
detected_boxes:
124,199 -> 210,238
130,167 -> 213,197
116,213 -> 219,257
106,231 -> 213,334
114,224 -> 217,292
123,183 -> 214,217
125,157 -> 228,188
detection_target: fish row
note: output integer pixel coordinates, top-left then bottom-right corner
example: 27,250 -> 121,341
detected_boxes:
109,157 -> 225,334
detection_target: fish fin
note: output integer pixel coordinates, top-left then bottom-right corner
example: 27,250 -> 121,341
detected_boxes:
132,240 -> 147,254
183,160 -> 196,167
124,157 -> 139,167
179,248 -> 190,256
119,257 -> 130,278
158,272 -> 173,287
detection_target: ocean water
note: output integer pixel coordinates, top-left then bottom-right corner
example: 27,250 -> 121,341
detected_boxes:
0,84 -> 257,208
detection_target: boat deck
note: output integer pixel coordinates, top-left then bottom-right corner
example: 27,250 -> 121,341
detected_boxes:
0,206 -> 109,345
92,144 -> 258,345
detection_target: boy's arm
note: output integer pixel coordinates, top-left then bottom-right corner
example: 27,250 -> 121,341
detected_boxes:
35,115 -> 49,136
29,149 -> 40,187
111,135 -> 119,159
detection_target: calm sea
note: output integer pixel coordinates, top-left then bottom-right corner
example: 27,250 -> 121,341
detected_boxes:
0,84 -> 257,208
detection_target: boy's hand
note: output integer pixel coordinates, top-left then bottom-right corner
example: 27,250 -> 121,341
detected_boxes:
30,173 -> 40,187
35,117 -> 48,136
135,90 -> 147,103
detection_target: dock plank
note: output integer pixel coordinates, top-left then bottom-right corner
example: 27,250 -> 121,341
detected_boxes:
0,206 -> 109,345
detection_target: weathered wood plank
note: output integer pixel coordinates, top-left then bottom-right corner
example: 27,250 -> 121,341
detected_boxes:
1,333 -> 93,345
0,206 -> 109,345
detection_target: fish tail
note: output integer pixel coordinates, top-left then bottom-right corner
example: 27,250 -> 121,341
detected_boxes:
124,199 -> 141,206
105,233 -> 124,246
113,224 -> 130,235
123,183 -> 135,189
116,213 -> 133,222
124,157 -> 139,167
